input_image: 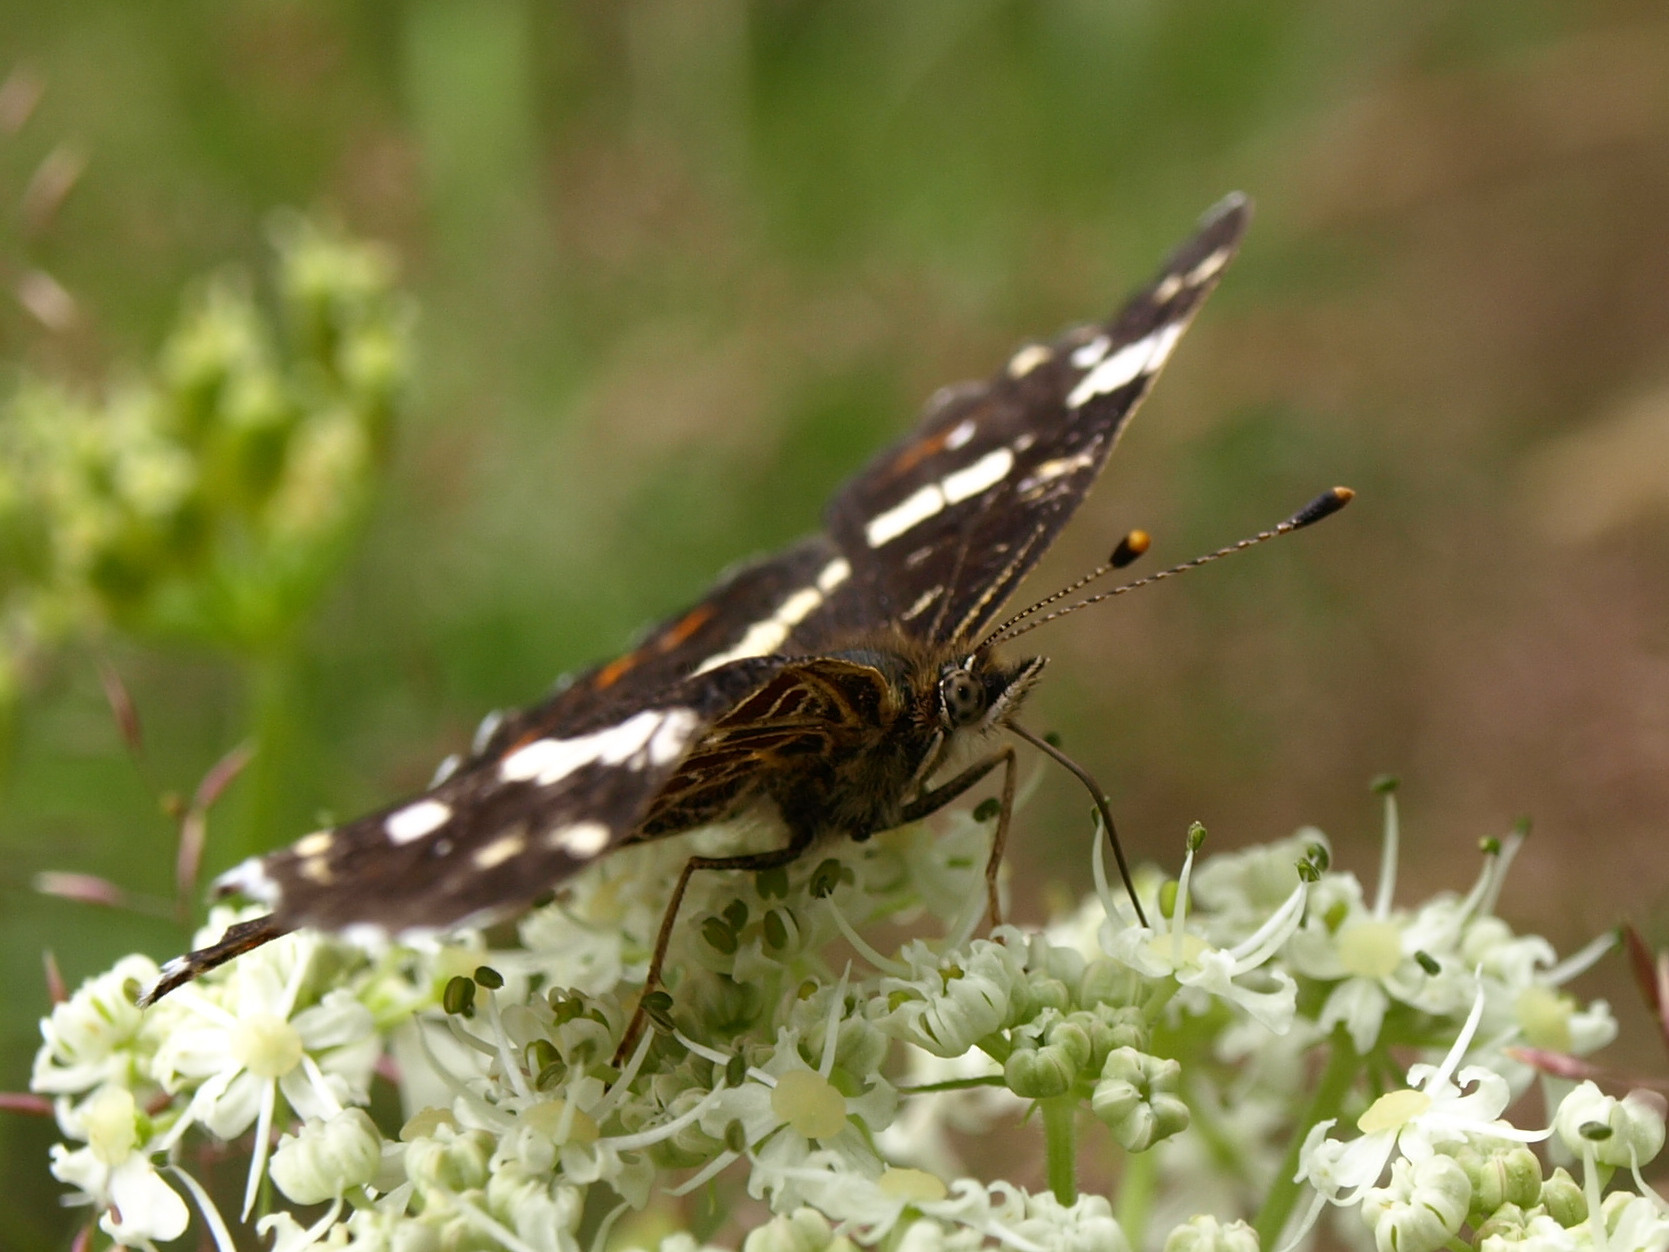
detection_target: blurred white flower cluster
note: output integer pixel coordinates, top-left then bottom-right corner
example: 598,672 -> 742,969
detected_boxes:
31,786 -> 1663,1252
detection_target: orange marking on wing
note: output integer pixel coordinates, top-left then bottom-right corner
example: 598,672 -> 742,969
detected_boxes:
657,603 -> 716,652
885,427 -> 954,478
593,652 -> 641,690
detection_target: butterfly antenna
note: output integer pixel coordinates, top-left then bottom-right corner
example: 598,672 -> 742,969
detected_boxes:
990,487 -> 1353,645
980,528 -> 1152,648
1007,721 -> 1148,928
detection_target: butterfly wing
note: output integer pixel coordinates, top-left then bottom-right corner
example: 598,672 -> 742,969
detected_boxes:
147,196 -> 1250,1001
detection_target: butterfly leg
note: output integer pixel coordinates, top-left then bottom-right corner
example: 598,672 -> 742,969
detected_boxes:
898,745 -> 1018,929
614,825 -> 816,1065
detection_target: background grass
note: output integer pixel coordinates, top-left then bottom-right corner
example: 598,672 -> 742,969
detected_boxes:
4,3 -> 1668,1246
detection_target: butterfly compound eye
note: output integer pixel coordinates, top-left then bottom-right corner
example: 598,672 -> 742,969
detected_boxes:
939,668 -> 986,727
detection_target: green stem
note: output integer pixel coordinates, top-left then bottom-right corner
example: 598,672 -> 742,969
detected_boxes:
234,646 -> 301,870
1040,1096 -> 1078,1206
1253,1027 -> 1360,1251
1116,1146 -> 1157,1246
896,1076 -> 1008,1095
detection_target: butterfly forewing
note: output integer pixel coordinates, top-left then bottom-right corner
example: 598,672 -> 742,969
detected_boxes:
212,656 -> 790,939
820,193 -> 1250,648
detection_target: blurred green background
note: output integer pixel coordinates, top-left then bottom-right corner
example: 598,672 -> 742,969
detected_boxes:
4,3 -> 1668,1246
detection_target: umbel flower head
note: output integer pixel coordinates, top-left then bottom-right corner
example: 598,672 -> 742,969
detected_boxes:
26,787 -> 1640,1252
0,214 -> 410,689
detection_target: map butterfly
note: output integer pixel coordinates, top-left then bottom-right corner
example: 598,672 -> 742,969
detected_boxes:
143,194 -> 1347,1050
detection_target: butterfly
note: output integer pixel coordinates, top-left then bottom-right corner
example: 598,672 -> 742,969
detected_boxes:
143,193 -> 1344,1051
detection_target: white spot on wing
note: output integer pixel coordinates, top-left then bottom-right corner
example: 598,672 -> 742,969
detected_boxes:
1019,452 -> 1096,492
1186,247 -> 1231,286
816,557 -> 851,593
294,830 -> 334,858
473,830 -> 526,870
1066,321 -> 1186,409
1070,335 -> 1110,368
865,483 -> 946,547
214,857 -> 280,905
696,618 -> 790,672
430,754 -> 462,787
500,709 -> 694,786
472,710 -> 503,756
549,821 -> 611,858
648,708 -> 701,765
776,586 -> 823,626
1007,344 -> 1051,378
386,799 -> 452,845
941,447 -> 1014,503
901,586 -> 942,620
944,418 -> 977,450
1152,273 -> 1184,303
864,446 -> 1018,547
693,569 -> 838,672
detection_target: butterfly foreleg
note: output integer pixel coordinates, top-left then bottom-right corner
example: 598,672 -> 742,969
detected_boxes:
898,745 -> 1018,930
613,823 -> 817,1065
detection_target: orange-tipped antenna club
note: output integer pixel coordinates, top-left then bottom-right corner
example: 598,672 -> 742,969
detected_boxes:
1290,486 -> 1354,529
1110,529 -> 1150,569
990,485 -> 1355,644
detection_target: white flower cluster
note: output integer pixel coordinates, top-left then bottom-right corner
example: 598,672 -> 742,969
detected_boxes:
29,787 -> 1662,1252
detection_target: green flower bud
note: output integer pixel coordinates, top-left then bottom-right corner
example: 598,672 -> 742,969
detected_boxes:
1459,1144 -> 1544,1220
404,1127 -> 493,1193
270,1109 -> 383,1204
742,1208 -> 836,1252
1473,1203 -> 1527,1246
1540,1167 -> 1585,1228
1361,1156 -> 1470,1252
1045,1016 -> 1093,1071
1554,1081 -> 1667,1167
1163,1214 -> 1260,1252
1015,975 -> 1072,1019
1082,1004 -> 1148,1066
1005,1039 -> 1076,1099
484,1167 -> 583,1245
1078,958 -> 1143,1011
1092,1047 -> 1188,1151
